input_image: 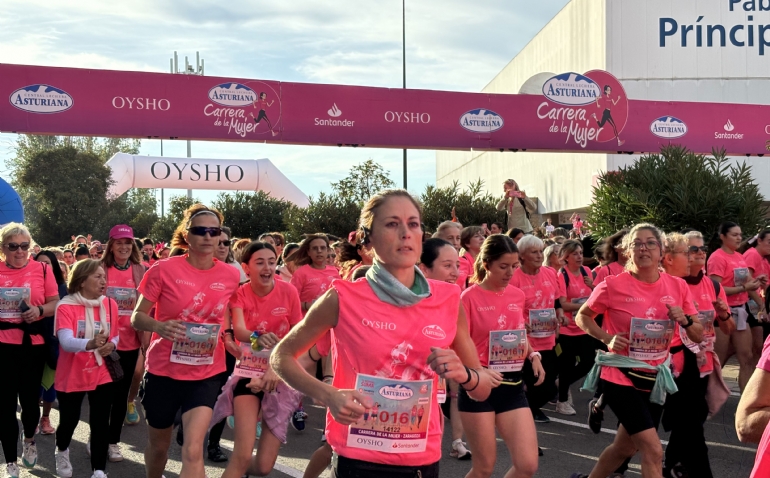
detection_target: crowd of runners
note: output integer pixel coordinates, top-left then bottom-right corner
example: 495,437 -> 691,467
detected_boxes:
2,180 -> 770,478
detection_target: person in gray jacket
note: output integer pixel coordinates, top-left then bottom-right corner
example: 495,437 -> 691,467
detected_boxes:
497,179 -> 536,233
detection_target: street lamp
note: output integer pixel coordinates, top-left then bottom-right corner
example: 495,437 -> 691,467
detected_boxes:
402,0 -> 407,189
170,51 -> 205,200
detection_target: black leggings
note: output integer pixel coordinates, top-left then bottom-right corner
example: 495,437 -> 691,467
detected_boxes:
523,349 -> 558,411
108,348 -> 140,445
57,382 -> 115,471
596,109 -> 619,138
0,342 -> 46,461
557,334 -> 597,402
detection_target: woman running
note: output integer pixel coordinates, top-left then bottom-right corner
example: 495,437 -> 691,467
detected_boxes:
555,239 -> 596,416
250,92 -> 278,136
101,225 -> 146,463
53,260 -> 119,478
591,85 -> 624,146
740,230 -> 770,361
131,204 -> 240,478
418,237 -> 471,460
592,229 -> 628,285
571,223 -> 698,478
272,189 -> 498,478
662,231 -> 728,478
458,226 -> 484,281
290,234 -> 339,317
434,221 -> 466,288
460,234 -> 543,478
276,243 -> 299,282
0,223 -> 59,478
221,241 -> 302,478
510,235 -> 566,424
709,221 -> 765,392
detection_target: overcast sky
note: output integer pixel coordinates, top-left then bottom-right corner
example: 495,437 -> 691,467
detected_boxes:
0,0 -> 570,209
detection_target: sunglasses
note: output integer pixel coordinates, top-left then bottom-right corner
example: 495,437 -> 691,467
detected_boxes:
5,242 -> 30,252
90,253 -> 102,259
187,226 -> 222,237
219,240 -> 232,247
688,245 -> 708,253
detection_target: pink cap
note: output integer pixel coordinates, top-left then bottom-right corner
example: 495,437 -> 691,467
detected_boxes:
109,224 -> 134,240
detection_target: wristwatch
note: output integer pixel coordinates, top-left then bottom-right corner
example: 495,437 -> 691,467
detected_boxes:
37,305 -> 44,317
682,316 -> 694,328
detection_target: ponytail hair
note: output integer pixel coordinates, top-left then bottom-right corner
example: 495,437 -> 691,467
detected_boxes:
471,234 -> 518,284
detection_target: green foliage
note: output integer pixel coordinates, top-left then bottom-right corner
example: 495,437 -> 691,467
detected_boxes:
420,180 -> 506,231
587,146 -> 767,242
94,189 -> 159,240
149,195 -> 201,243
212,191 -> 292,239
331,159 -> 395,204
283,193 -> 361,242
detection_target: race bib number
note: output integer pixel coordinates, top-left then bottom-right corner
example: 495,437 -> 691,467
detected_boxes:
629,317 -> 674,361
233,343 -> 271,378
170,322 -> 220,365
734,268 -> 749,288
748,299 -> 761,317
348,374 -> 432,454
678,323 -> 700,354
0,287 -> 30,321
437,378 -> 446,404
698,310 -> 716,351
106,287 -> 137,316
76,321 -> 110,339
529,309 -> 557,338
488,329 -> 527,372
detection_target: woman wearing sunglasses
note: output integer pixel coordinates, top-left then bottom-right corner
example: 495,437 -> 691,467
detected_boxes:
0,223 -> 59,478
99,225 -> 147,463
131,205 -> 240,478
217,226 -> 247,286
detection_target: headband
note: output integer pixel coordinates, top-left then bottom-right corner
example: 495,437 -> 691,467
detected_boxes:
186,210 -> 218,226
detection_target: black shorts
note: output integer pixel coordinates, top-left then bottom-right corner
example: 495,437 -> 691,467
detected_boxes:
233,377 -> 265,401
603,379 -> 663,436
457,371 -> 528,414
141,372 -> 226,429
334,455 -> 438,478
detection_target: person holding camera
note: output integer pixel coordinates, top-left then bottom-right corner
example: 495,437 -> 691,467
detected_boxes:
497,179 -> 536,234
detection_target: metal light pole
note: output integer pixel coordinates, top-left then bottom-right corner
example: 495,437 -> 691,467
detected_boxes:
170,51 -> 205,200
402,0 -> 407,189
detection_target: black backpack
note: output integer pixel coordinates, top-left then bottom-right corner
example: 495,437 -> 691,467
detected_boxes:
561,267 -> 589,289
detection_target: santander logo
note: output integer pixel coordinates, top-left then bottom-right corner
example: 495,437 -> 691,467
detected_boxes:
327,103 -> 342,117
422,325 -> 447,340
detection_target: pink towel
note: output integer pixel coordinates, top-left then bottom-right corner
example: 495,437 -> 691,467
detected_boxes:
706,354 -> 731,419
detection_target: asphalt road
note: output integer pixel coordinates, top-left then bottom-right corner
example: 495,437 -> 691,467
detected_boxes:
7,379 -> 758,478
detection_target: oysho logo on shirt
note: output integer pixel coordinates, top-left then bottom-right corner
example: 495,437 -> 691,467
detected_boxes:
477,305 -> 495,312
625,297 -> 645,303
175,279 -> 196,287
361,318 -> 396,330
210,282 -> 226,291
271,307 -> 288,316
422,325 -> 447,340
659,295 -> 675,304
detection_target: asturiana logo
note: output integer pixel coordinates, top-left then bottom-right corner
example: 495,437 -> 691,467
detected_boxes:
541,73 -> 601,106
189,326 -> 210,336
645,323 -> 665,332
459,109 -> 504,133
650,116 -> 688,139
208,83 -> 256,107
10,85 -> 73,114
379,385 -> 414,400
271,307 -> 288,316
501,332 -> 519,343
422,325 -> 447,340
210,282 -> 226,291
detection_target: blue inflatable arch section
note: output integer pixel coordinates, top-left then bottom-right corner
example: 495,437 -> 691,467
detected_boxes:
0,177 -> 24,225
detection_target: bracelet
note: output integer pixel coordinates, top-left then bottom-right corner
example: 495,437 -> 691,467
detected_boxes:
223,328 -> 234,337
528,351 -> 542,362
307,347 -> 321,362
323,375 -> 334,380
681,316 -> 694,329
463,369 -> 480,392
718,314 -> 731,322
250,331 -> 263,351
459,365 -> 472,385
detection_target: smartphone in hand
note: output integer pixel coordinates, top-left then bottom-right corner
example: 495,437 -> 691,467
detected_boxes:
19,300 -> 30,313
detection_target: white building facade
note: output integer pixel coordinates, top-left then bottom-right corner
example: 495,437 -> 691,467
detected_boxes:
436,0 -> 770,219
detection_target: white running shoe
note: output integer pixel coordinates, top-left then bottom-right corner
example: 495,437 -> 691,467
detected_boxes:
556,401 -> 577,416
4,463 -> 19,478
21,441 -> 37,468
568,389 -> 574,407
108,444 -> 123,462
91,471 -> 107,478
450,438 -> 471,460
55,449 -> 73,478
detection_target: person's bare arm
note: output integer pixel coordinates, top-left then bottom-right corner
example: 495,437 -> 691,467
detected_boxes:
737,368 -> 770,443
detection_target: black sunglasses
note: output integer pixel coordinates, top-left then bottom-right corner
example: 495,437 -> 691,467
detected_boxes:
187,226 -> 222,237
219,240 -> 232,247
5,242 -> 30,252
688,245 -> 708,253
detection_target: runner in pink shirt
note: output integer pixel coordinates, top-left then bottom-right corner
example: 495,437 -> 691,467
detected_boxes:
460,234 -> 543,478
709,221 -> 765,393
289,234 -> 339,317
592,229 -> 629,286
737,335 -> 770,477
222,241 -> 302,478
433,221 -> 467,289
740,230 -> 770,373
509,235 -> 566,425
131,205 -> 240,478
53,260 -> 119,478
273,190 -> 499,477
458,226 -> 483,281
100,224 -> 147,462
556,239 -> 598,416
571,223 -> 698,478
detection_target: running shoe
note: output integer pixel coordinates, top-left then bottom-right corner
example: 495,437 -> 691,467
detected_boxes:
291,407 -> 307,431
4,463 -> 19,478
39,417 -> 56,435
207,444 -> 228,463
108,444 -> 123,462
21,440 -> 37,468
125,402 -> 140,425
227,416 -> 235,429
449,439 -> 471,460
587,398 -> 603,434
555,401 -> 577,416
55,448 -> 73,478
91,471 -> 107,478
569,474 -> 589,478
532,409 -> 550,423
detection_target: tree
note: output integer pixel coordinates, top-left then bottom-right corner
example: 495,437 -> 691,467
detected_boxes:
587,146 -> 767,243
331,159 -> 395,203
212,191 -> 291,239
420,180 -> 506,232
149,195 -> 201,243
283,193 -> 361,242
95,188 -> 159,240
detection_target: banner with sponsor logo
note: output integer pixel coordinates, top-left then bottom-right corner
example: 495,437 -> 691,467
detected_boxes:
2,63 -> 770,155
